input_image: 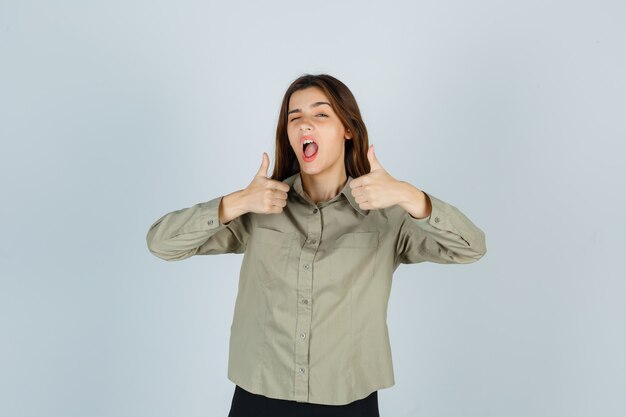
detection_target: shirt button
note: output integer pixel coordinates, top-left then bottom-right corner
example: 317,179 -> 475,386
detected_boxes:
313,208 -> 318,214
299,368 -> 305,374
303,263 -> 310,270
434,217 -> 440,223
310,239 -> 317,244
207,219 -> 213,225
302,299 -> 309,304
300,332 -> 306,339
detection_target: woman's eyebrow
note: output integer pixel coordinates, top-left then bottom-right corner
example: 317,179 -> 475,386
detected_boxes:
288,101 -> 331,115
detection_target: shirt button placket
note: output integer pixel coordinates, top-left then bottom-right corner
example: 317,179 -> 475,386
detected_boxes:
294,204 -> 321,402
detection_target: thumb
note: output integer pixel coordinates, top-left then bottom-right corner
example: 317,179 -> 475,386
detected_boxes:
368,144 -> 383,172
256,152 -> 270,177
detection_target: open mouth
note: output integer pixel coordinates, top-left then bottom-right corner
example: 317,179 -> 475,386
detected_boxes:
303,140 -> 319,159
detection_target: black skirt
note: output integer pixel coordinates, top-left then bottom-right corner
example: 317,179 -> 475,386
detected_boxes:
228,385 -> 380,417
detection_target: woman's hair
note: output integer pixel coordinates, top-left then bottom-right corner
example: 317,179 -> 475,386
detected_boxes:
271,73 -> 370,181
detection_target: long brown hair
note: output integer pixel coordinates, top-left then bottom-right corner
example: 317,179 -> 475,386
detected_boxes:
271,74 -> 370,181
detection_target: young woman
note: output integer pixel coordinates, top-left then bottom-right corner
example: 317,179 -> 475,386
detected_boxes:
146,74 -> 487,417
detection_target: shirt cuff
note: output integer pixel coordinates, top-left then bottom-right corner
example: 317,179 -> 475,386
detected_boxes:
408,192 -> 458,235
184,195 -> 231,234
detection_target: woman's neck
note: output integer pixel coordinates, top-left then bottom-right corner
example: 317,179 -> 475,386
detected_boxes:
300,169 -> 348,204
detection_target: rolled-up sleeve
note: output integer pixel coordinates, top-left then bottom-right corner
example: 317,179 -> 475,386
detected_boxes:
146,195 -> 250,261
395,192 -> 486,265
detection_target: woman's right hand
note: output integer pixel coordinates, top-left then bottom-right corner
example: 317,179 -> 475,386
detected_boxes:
241,152 -> 290,214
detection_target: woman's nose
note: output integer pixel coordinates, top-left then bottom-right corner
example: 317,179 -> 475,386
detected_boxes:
297,114 -> 314,129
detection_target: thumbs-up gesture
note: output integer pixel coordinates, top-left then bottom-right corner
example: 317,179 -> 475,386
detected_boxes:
349,144 -> 419,212
241,152 -> 290,214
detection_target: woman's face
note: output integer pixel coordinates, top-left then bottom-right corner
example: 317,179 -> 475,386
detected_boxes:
286,86 -> 352,177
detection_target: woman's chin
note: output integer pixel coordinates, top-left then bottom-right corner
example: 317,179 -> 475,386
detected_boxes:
300,162 -> 324,176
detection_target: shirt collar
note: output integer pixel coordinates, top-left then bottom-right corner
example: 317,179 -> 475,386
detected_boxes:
285,172 -> 368,216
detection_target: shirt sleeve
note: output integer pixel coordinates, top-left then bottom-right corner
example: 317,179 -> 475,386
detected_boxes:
395,191 -> 487,265
146,195 -> 250,261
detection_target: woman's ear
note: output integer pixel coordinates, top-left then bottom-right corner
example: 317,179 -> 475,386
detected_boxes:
345,128 -> 352,140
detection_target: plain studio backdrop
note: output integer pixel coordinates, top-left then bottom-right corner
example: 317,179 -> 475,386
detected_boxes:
1,1 -> 624,416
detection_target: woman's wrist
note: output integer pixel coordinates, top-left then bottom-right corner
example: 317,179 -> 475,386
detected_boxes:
397,181 -> 432,219
218,189 -> 248,225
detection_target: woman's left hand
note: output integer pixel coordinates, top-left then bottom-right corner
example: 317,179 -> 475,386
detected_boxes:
349,145 -> 431,218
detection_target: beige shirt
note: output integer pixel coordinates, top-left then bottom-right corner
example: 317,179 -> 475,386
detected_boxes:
146,171 -> 487,405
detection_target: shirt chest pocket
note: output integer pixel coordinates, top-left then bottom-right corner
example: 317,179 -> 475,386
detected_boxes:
248,227 -> 295,286
329,231 -> 379,282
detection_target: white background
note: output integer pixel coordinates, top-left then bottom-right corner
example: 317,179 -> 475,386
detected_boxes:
1,1 -> 624,416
